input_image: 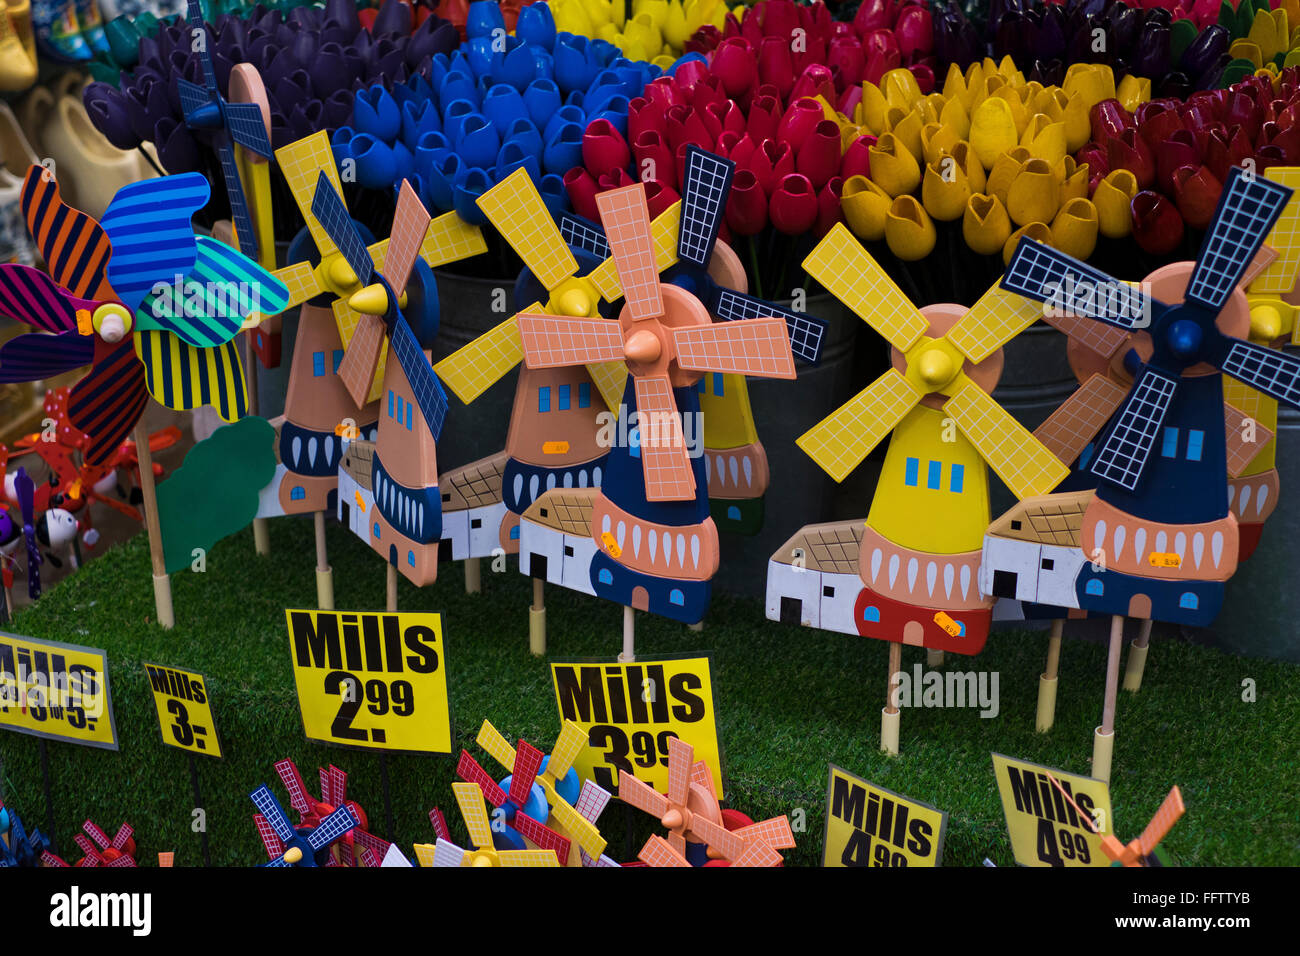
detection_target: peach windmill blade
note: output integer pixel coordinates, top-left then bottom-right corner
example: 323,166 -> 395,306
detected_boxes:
1044,771 -> 1185,866
514,183 -> 797,502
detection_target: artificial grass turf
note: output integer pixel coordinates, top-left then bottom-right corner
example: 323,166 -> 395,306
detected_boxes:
1,517 -> 1297,867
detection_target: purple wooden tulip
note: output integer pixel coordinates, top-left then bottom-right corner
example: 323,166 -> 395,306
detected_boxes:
84,83 -> 140,151
155,117 -> 202,173
373,0 -> 411,39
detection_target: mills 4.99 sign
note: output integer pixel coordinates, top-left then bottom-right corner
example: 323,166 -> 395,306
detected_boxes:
285,609 -> 452,754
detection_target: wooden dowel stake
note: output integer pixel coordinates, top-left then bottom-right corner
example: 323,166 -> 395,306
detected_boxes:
1123,618 -> 1153,692
1093,615 -> 1124,783
926,648 -> 944,667
1037,618 -> 1064,733
243,332 -> 271,557
529,577 -> 546,656
386,563 -> 397,612
619,605 -> 635,662
465,558 -> 481,594
314,510 -> 333,610
882,642 -> 902,756
134,422 -> 173,629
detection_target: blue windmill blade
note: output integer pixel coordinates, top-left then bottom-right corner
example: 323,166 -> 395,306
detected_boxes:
224,102 -> 274,159
249,785 -> 295,844
711,287 -> 828,365
1185,167 -> 1293,312
1217,337 -> 1300,408
389,315 -> 449,440
306,805 -> 359,852
311,172 -> 374,287
217,142 -> 258,260
14,468 -> 40,600
1002,239 -> 1163,330
1088,365 -> 1180,491
678,146 -> 734,269
0,332 -> 93,382
100,175 -> 207,315
176,77 -> 212,121
558,212 -> 610,260
185,0 -> 217,93
263,856 -> 291,867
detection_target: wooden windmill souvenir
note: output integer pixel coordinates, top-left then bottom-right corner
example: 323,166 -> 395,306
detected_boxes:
1009,190 -> 1294,732
264,758 -> 391,867
988,166 -> 1300,781
619,735 -> 795,866
767,223 -> 1068,754
1046,772 -> 1185,866
556,147 -> 829,536
469,718 -> 608,866
0,167 -> 286,626
79,820 -> 137,866
0,802 -> 49,866
511,182 -> 797,653
414,783 -> 561,868
456,743 -> 574,865
266,131 -> 485,609
250,777 -> 360,867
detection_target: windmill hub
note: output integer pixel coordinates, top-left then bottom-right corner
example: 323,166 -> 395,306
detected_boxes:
328,257 -> 359,291
625,328 -> 662,363
661,808 -> 685,830
92,303 -> 132,343
1166,316 -> 1204,359
556,287 -> 593,316
187,101 -> 222,129
918,348 -> 956,387
470,853 -> 494,867
282,846 -> 303,864
1250,303 -> 1283,341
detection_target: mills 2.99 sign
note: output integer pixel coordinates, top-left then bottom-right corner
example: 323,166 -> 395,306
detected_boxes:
285,609 -> 452,754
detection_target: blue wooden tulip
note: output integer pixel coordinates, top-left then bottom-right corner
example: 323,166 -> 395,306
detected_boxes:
455,114 -> 502,170
483,84 -> 528,132
415,131 -> 452,182
392,140 -> 415,183
351,133 -> 398,190
402,100 -> 442,152
453,167 -> 494,225
467,0 -> 505,40
439,70 -> 480,110
442,98 -> 479,148
542,122 -> 584,176
504,118 -> 543,160
554,36 -> 600,94
331,126 -> 359,170
544,104 -> 586,142
467,36 -> 495,78
496,141 -> 542,184
592,100 -> 630,138
523,79 -> 562,130
516,2 -> 556,51
322,89 -> 355,130
492,36 -> 537,91
353,86 -> 401,141
539,174 -> 570,219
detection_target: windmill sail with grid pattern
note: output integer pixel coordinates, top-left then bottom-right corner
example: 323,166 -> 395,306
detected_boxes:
514,182 -> 797,628
413,782 -> 561,867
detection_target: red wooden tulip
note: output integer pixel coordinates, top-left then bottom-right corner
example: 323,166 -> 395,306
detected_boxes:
778,97 -> 826,143
1090,99 -> 1135,143
861,29 -> 901,85
728,133 -> 758,172
1155,129 -> 1201,194
644,180 -> 681,220
758,36 -> 795,100
564,167 -> 600,220
1171,165 -> 1222,230
745,139 -> 795,193
666,103 -> 715,152
798,119 -> 842,189
712,37 -> 756,99
815,175 -> 845,237
770,172 -> 819,234
1130,190 -> 1184,255
1136,99 -> 1185,150
673,58 -> 710,96
583,118 -> 631,180
706,99 -> 747,138
790,65 -> 836,106
841,134 -> 875,180
1204,125 -> 1252,181
1106,128 -> 1155,189
828,35 -> 865,88
747,94 -> 782,142
895,4 -> 932,59
632,130 -> 677,190
628,97 -> 667,146
596,168 -> 635,192
726,168 -> 768,235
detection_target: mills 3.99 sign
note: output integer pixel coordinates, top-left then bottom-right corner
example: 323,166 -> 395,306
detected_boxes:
285,609 -> 452,754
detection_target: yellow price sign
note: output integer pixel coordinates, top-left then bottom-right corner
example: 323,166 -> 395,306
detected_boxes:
551,656 -> 722,797
992,753 -> 1113,867
285,609 -> 452,754
143,663 -> 223,758
0,632 -> 117,749
822,765 -> 947,867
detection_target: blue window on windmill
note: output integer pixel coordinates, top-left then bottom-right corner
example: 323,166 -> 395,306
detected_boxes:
1086,578 -> 1104,596
598,568 -> 614,585
727,505 -> 741,521
629,426 -> 642,459
290,486 -> 306,501
539,386 -> 551,412
406,401 -> 413,431
670,589 -> 685,606
510,525 -> 520,540
558,384 -> 571,410
332,349 -> 344,373
927,460 -> 942,490
950,463 -> 964,493
374,522 -> 381,538
313,351 -> 326,376
1186,429 -> 1204,462
578,382 -> 591,408
388,389 -> 394,418
1180,592 -> 1199,609
863,605 -> 881,622
904,457 -> 919,486
408,551 -> 416,567
1161,427 -> 1179,458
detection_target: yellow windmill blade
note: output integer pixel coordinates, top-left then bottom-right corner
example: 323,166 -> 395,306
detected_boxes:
333,295 -> 388,403
434,314 -> 527,404
944,377 -> 1070,499
803,224 -> 928,351
947,282 -> 1044,364
412,843 -> 439,867
797,368 -> 923,482
475,719 -> 518,771
452,782 -> 495,850
586,360 -> 628,411
275,131 -> 343,259
421,210 -> 489,268
546,721 -> 588,782
586,201 -> 681,303
1249,167 -> 1300,294
541,788 -> 607,858
477,168 -> 579,289
498,849 -> 561,867
273,259 -> 323,310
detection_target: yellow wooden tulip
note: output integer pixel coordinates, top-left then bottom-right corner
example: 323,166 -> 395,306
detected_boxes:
938,96 -> 970,140
1051,198 -> 1100,260
1020,114 -> 1066,165
986,147 -> 1030,206
1003,221 -> 1054,266
841,175 -> 892,241
1093,168 -> 1139,239
623,12 -> 664,59
889,108 -> 924,161
1007,157 -> 1060,227
970,97 -> 1019,170
662,1 -> 689,48
992,86 -> 1031,136
869,132 -> 921,197
942,63 -> 975,111
922,157 -> 972,222
921,121 -> 961,166
885,196 -> 937,261
963,193 -> 1012,256
1062,63 -> 1109,111
856,82 -> 890,136
1230,39 -> 1264,67
1249,7 -> 1281,62
1115,73 -> 1151,112
1054,156 -> 1089,203
882,68 -> 924,111
949,141 -> 986,193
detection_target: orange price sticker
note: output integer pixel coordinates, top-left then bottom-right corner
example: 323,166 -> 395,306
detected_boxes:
600,531 -> 622,557
542,440 -> 570,454
1148,552 -> 1181,568
933,611 -> 962,637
